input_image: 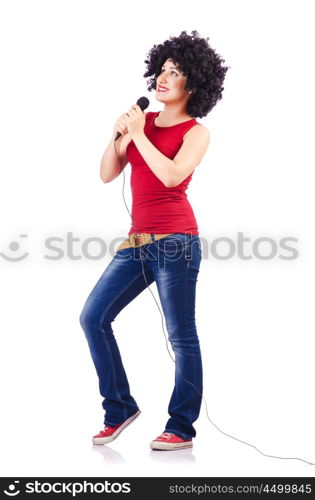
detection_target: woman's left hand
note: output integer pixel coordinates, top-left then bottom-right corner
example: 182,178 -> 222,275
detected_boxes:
123,104 -> 145,138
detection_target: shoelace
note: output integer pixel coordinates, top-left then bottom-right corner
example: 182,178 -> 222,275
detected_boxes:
102,425 -> 115,432
160,432 -> 174,440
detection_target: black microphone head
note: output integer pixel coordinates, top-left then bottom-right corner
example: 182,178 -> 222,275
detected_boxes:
136,96 -> 150,111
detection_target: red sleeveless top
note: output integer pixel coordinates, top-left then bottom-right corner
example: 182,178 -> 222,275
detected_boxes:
126,111 -> 200,235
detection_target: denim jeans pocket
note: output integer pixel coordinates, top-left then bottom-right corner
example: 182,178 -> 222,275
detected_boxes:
157,233 -> 188,255
196,238 -> 202,258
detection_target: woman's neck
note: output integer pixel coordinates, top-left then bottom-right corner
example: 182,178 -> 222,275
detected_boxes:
157,105 -> 192,126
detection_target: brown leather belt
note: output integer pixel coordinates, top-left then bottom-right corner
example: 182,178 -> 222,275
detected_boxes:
115,233 -> 173,252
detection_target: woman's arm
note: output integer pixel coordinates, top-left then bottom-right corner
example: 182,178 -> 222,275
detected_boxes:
100,132 -> 131,183
131,124 -> 211,188
100,110 -> 148,183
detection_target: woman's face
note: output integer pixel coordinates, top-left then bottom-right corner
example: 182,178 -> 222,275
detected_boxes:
156,58 -> 190,105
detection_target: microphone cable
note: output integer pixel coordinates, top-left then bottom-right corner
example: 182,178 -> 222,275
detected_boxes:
112,131 -> 315,467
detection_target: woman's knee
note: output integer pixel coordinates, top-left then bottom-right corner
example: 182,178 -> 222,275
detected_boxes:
79,306 -> 89,331
79,301 -> 100,331
79,300 -> 112,333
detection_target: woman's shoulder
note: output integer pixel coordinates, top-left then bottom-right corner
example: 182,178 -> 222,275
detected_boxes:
183,122 -> 211,142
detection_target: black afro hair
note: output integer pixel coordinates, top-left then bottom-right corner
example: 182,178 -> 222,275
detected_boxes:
143,30 -> 230,119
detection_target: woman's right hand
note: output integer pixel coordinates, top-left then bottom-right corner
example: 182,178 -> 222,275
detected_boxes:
112,113 -> 129,140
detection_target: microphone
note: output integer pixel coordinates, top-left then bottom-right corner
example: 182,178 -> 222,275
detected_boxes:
114,96 -> 150,141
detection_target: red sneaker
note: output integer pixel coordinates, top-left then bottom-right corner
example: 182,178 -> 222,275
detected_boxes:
150,432 -> 193,450
92,410 -> 141,445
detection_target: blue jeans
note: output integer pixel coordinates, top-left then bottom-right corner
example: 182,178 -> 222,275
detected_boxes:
79,233 -> 203,440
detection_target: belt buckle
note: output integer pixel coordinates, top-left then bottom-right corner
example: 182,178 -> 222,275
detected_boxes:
131,233 -> 152,247
129,233 -> 153,247
129,233 -> 142,247
134,233 -> 142,246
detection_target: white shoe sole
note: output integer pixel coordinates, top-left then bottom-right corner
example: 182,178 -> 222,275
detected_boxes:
150,440 -> 193,451
92,410 -> 141,445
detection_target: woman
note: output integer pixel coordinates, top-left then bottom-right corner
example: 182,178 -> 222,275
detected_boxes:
79,30 -> 229,451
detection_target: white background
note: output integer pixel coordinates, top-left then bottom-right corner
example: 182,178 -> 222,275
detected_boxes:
0,0 -> 314,478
